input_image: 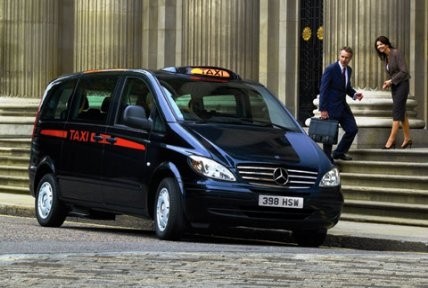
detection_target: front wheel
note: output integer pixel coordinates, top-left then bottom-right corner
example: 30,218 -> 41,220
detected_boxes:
154,177 -> 186,240
35,174 -> 67,227
292,228 -> 327,247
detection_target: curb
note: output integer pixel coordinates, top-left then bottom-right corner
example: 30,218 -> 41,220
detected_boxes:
324,234 -> 428,253
1,203 -> 426,253
0,204 -> 35,218
0,204 -> 153,231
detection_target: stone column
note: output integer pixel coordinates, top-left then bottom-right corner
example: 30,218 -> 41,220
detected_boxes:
74,0 -> 143,71
179,0 -> 259,80
141,0 -> 183,69
410,0 -> 428,128
259,0 -> 299,115
317,0 -> 424,128
0,0 -> 59,98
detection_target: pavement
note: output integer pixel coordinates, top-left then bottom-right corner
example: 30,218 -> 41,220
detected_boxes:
1,192 -> 427,252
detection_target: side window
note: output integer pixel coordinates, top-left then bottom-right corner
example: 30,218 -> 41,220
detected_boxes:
117,77 -> 165,132
118,78 -> 152,123
39,79 -> 77,121
70,75 -> 119,124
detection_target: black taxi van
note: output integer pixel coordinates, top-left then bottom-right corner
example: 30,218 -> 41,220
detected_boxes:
29,66 -> 343,247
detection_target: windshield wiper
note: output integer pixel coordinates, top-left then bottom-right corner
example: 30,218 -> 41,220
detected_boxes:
239,119 -> 293,131
187,117 -> 292,131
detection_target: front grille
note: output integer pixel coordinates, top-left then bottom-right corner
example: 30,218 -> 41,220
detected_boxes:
237,165 -> 318,189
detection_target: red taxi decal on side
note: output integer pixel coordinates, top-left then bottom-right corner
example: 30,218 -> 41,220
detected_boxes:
69,129 -> 92,142
91,133 -> 111,145
42,128 -> 145,151
40,129 -> 68,138
114,137 -> 146,151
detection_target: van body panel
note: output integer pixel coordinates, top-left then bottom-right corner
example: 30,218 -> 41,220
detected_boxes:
183,123 -> 301,163
29,67 -> 343,245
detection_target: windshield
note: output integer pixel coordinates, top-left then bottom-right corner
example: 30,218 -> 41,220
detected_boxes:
156,74 -> 300,131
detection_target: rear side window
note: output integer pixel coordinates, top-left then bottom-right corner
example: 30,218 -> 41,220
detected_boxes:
70,75 -> 120,124
39,79 -> 77,121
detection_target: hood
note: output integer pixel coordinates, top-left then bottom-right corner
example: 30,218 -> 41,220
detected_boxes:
184,123 -> 303,164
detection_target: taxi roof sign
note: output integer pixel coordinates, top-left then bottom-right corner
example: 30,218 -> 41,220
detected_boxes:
162,66 -> 241,80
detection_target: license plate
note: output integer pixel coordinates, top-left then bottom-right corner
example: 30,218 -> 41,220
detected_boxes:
258,195 -> 304,209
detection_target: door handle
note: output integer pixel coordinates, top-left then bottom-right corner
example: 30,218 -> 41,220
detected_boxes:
93,134 -> 104,142
106,137 -> 117,144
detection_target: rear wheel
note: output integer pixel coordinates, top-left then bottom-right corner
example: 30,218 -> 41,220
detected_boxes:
35,174 -> 67,227
154,177 -> 186,240
292,228 -> 327,247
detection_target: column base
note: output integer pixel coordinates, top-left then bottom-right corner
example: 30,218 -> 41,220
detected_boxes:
343,127 -> 428,149
307,90 -> 425,129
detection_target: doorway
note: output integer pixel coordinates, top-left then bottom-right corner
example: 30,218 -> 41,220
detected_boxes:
298,0 -> 323,125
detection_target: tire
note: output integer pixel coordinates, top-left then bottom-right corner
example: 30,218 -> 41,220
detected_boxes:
154,177 -> 185,240
35,174 -> 67,227
292,228 -> 327,247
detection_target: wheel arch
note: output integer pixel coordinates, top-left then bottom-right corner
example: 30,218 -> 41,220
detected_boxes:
147,161 -> 184,219
33,156 -> 56,197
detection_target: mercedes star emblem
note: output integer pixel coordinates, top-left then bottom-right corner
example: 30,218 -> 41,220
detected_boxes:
273,167 -> 289,186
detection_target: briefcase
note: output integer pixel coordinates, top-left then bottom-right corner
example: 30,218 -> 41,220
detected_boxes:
308,118 -> 339,145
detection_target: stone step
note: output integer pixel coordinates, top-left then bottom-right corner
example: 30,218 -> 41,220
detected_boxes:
348,149 -> 428,163
342,186 -> 428,205
0,108 -> 38,117
0,138 -> 31,161
343,199 -> 428,222
0,185 -> 30,195
0,98 -> 39,118
338,161 -> 428,177
0,175 -> 29,188
0,155 -> 30,166
0,138 -> 32,149
340,213 -> 428,227
0,165 -> 28,177
0,147 -> 30,158
0,116 -> 35,136
340,172 -> 428,191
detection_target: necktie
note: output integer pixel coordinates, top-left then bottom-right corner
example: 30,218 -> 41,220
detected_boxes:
342,67 -> 346,87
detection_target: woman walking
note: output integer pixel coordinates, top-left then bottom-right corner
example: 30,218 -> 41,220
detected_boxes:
374,36 -> 412,149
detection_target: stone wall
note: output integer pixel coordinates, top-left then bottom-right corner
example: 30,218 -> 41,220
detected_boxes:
0,0 -> 426,129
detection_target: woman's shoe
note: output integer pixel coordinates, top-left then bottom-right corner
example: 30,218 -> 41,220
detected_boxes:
401,139 -> 413,149
382,142 -> 396,149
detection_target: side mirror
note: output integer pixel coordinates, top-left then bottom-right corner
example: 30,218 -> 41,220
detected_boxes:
122,105 -> 152,130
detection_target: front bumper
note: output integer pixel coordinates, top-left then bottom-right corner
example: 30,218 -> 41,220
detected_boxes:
182,182 -> 343,231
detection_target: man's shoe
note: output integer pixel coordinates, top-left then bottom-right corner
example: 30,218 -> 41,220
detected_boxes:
333,153 -> 352,161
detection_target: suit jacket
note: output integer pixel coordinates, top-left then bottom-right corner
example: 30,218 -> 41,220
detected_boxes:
319,61 -> 357,119
386,48 -> 410,85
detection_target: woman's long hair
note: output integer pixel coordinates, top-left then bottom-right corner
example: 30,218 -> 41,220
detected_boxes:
374,36 -> 394,62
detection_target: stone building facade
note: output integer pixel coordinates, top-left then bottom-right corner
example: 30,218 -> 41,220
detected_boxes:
0,0 -> 427,144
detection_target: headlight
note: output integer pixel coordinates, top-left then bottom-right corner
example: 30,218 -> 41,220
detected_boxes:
188,155 -> 236,181
320,167 -> 341,187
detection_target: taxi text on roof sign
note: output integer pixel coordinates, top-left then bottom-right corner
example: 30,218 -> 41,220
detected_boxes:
161,66 -> 241,80
190,67 -> 231,78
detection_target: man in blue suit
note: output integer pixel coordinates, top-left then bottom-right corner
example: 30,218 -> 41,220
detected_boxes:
319,46 -> 363,162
